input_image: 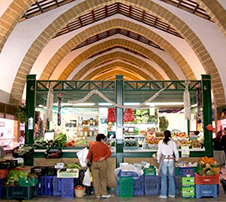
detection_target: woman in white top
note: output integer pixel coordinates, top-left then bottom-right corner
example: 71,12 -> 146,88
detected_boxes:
157,130 -> 179,199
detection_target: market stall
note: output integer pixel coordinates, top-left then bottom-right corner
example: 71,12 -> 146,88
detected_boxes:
23,75 -> 212,175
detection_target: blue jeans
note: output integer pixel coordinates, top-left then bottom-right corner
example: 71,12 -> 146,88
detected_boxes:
160,160 -> 175,198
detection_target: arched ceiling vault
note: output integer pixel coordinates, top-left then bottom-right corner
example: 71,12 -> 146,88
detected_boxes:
71,51 -> 164,80
57,38 -> 178,81
92,69 -> 143,81
40,19 -> 192,81
82,61 -> 153,81
0,0 -> 222,107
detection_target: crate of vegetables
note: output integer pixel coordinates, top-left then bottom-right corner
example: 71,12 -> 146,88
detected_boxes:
45,148 -> 62,158
0,160 -> 17,169
12,145 -> 34,158
124,140 -> 139,150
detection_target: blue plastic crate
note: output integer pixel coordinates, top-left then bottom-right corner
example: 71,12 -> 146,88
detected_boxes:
53,176 -> 61,196
60,178 -> 74,198
118,170 -> 139,178
145,175 -> 159,195
133,175 -> 144,195
116,178 -> 119,195
37,176 -> 45,196
217,184 -> 219,195
158,176 -> 179,195
180,168 -> 195,177
195,184 -> 218,198
6,186 -> 34,200
45,176 -> 53,195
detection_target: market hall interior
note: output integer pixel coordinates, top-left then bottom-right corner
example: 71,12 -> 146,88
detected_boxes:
1,0 -> 226,201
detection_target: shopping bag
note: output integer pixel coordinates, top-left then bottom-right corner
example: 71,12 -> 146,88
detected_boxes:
77,148 -> 89,167
82,168 -> 93,186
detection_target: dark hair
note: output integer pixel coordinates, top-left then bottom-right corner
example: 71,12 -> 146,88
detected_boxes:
194,131 -> 200,135
96,133 -> 106,142
216,131 -> 222,142
163,130 -> 171,144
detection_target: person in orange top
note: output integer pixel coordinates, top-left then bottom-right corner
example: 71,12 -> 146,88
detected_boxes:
86,133 -> 112,198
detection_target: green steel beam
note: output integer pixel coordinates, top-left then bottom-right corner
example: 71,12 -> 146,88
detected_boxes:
25,75 -> 36,166
124,80 -> 201,91
116,75 -> 124,167
36,80 -> 115,91
202,75 -> 213,157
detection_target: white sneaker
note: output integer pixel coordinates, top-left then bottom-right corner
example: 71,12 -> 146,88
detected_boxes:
102,194 -> 111,198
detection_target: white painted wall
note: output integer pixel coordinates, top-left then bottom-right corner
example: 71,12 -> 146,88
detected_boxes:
160,113 -> 187,132
218,0 -> 226,10
0,0 -> 13,18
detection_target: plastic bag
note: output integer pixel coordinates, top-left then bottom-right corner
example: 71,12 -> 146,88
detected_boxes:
114,164 -> 143,179
77,148 -> 88,168
123,108 -> 135,122
107,108 -> 116,122
82,168 -> 93,186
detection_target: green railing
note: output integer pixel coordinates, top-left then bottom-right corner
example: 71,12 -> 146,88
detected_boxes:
36,80 -> 115,91
124,80 -> 201,91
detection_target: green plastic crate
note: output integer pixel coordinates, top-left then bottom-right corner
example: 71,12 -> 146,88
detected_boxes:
180,186 -> 195,198
119,177 -> 133,198
19,177 -> 38,187
6,186 -> 35,200
180,177 -> 195,186
175,167 -> 180,176
144,166 -> 156,176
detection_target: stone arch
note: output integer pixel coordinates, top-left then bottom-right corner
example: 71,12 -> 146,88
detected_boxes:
0,0 -> 35,53
71,51 -> 164,80
58,38 -> 178,81
93,69 -> 145,81
196,0 -> 226,39
9,0 -> 224,106
82,61 -> 153,81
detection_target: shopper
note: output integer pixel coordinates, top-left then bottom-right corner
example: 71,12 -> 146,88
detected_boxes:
222,128 -> 226,154
157,130 -> 179,199
213,131 -> 225,165
86,133 -> 112,198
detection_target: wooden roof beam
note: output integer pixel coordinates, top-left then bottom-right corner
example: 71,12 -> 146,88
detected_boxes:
36,1 -> 43,13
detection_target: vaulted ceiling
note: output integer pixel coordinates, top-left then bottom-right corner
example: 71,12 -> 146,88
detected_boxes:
0,0 -> 226,111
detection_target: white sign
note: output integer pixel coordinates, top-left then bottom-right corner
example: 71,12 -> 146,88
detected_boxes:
181,146 -> 190,158
28,117 -> 33,130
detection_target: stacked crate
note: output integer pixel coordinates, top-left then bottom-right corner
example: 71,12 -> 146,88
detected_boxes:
116,170 -> 138,197
179,168 -> 195,198
144,166 -> 158,195
195,174 -> 219,198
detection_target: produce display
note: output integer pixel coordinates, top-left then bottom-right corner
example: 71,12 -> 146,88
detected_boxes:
199,157 -> 216,165
12,145 -> 34,158
197,168 -> 216,176
34,134 -> 88,148
51,133 -> 67,147
5,170 -> 38,187
126,109 -> 158,124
